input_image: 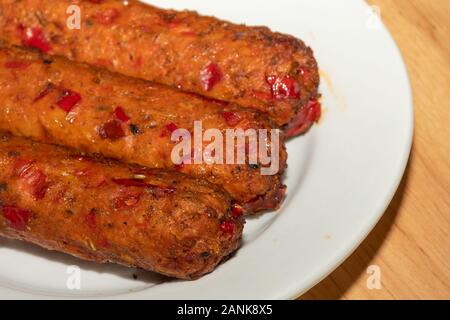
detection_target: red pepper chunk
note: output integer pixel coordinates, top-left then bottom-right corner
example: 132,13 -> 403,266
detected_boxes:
2,205 -> 32,231
220,220 -> 235,236
13,158 -> 48,200
168,18 -> 182,29
266,75 -> 300,100
97,8 -> 120,25
308,100 -> 322,122
57,89 -> 82,113
5,60 -> 31,69
85,209 -> 97,230
222,111 -> 242,126
161,122 -> 178,137
13,158 -> 35,176
22,168 -> 48,200
285,100 -> 321,137
166,122 -> 178,133
20,26 -> 51,53
113,106 -> 130,122
132,56 -> 143,69
181,31 -> 197,37
113,190 -> 142,209
98,120 -> 125,139
200,63 -> 222,91
231,203 -> 245,218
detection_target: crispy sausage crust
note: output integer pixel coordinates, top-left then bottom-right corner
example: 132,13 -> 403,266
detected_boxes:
0,45 -> 287,213
0,0 -> 320,131
0,134 -> 243,279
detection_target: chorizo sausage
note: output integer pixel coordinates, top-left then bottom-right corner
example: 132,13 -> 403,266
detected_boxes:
0,45 -> 287,213
0,134 -> 243,280
0,0 -> 321,136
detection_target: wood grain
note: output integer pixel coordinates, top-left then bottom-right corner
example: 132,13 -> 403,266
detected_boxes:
300,0 -> 450,300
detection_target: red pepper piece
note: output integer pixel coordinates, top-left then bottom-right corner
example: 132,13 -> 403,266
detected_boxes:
220,220 -> 235,236
181,31 -> 197,36
132,56 -> 143,69
200,63 -> 222,91
20,27 -> 51,53
113,106 -> 130,122
166,122 -> 178,133
97,8 -> 120,25
285,100 -> 321,137
22,168 -> 48,200
57,89 -> 82,113
222,111 -> 242,126
113,189 -> 142,209
85,209 -> 97,230
13,158 -> 48,200
2,205 -> 32,231
231,203 -> 245,218
98,120 -> 126,139
160,122 -> 179,137
13,158 -> 35,176
168,18 -> 182,29
5,60 -> 31,69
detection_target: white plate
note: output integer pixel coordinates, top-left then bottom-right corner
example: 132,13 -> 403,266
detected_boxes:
0,0 -> 413,299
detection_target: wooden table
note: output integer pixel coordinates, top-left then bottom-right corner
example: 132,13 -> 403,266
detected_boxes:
300,0 -> 450,300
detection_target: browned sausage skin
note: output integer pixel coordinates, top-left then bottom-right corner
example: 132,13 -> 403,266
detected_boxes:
0,45 -> 287,213
0,0 -> 321,136
0,134 -> 243,279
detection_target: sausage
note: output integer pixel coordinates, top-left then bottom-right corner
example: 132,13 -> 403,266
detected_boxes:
0,0 -> 321,136
0,134 -> 243,279
0,45 -> 287,213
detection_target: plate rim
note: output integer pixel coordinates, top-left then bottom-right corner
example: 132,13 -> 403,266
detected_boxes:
0,0 -> 414,300
283,2 -> 414,299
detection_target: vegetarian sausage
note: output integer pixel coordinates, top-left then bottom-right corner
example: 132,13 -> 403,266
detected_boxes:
0,0 -> 321,136
0,134 -> 243,279
0,45 -> 287,213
